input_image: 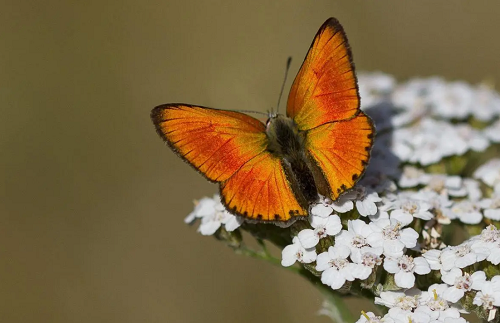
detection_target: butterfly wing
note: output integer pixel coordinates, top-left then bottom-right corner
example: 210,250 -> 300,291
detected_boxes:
152,104 -> 268,182
287,18 -> 374,200
221,152 -> 307,221
305,111 -> 374,200
287,17 -> 360,130
151,104 -> 307,221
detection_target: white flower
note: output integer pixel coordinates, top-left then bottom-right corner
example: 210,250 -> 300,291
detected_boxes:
310,194 -> 355,217
188,195 -> 243,235
332,191 -> 357,213
383,255 -> 431,288
472,225 -> 500,265
316,245 -> 355,290
478,188 -> 500,221
391,130 -> 415,162
444,200 -> 483,224
336,219 -> 379,263
481,239 -> 500,265
281,237 -> 317,267
391,198 -> 434,222
375,290 -> 421,310
477,224 -> 500,243
381,191 -> 432,223
440,242 -> 489,271
418,283 -> 461,322
474,159 -> 500,188
473,83 -> 500,121
423,249 -> 443,271
421,174 -> 479,199
484,119 -> 500,143
455,124 -> 489,152
367,214 -> 419,257
355,187 -> 382,217
399,166 -> 430,188
473,278 -> 500,310
441,269 -> 486,303
298,214 -> 342,248
411,190 -> 453,224
427,81 -> 473,120
351,251 -> 383,279
358,72 -> 395,110
396,119 -> 456,166
472,276 -> 500,321
428,81 -> 475,119
185,196 -> 218,223
310,203 -> 335,217
463,178 -> 483,201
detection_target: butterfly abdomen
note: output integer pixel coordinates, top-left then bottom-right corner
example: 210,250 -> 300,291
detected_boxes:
266,115 -> 319,207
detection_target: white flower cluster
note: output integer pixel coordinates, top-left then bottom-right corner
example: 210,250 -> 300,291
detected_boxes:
185,74 -> 500,323
282,74 -> 500,322
357,274 -> 500,323
281,160 -> 500,321
359,73 -> 500,166
184,194 -> 243,235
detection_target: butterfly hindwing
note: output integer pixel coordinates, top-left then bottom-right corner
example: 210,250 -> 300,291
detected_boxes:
305,111 -> 374,200
287,17 -> 360,130
151,104 -> 307,221
220,152 -> 307,221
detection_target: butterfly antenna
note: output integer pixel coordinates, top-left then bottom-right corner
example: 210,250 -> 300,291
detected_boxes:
237,110 -> 269,117
276,56 -> 292,115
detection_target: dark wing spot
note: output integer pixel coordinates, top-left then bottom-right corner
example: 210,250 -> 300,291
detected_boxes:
352,173 -> 359,181
289,210 -> 295,216
340,184 -> 347,191
364,146 -> 371,152
274,214 -> 281,220
243,211 -> 248,217
367,133 -> 374,139
337,188 -> 342,194
257,214 -> 263,220
361,160 -> 368,166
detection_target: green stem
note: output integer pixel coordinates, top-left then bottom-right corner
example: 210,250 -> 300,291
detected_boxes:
316,283 -> 356,323
236,245 -> 302,275
237,242 -> 355,323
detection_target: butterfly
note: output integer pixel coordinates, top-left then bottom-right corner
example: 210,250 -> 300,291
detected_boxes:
151,17 -> 374,223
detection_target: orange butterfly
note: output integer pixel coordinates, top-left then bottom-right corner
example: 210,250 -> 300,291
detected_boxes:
151,18 -> 374,223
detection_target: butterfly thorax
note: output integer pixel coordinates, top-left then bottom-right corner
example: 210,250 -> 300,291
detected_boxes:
265,115 -> 304,159
265,114 -> 319,206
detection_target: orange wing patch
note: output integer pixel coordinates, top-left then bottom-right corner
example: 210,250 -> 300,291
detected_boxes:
287,17 -> 359,130
151,104 -> 267,182
305,111 -> 374,200
221,152 -> 307,222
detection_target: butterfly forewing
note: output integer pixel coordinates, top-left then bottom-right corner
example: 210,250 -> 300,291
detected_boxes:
287,17 -> 374,200
287,17 -> 360,130
152,104 -> 268,182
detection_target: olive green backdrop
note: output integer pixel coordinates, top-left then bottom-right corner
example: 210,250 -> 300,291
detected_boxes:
1,1 -> 499,322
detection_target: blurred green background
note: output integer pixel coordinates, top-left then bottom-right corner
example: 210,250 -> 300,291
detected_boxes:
1,1 -> 499,322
